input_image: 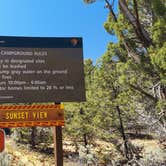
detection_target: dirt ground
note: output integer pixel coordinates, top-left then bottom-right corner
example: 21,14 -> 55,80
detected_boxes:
2,137 -> 166,166
4,138 -> 80,166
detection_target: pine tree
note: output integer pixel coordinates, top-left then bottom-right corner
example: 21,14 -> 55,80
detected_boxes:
83,0 -> 166,138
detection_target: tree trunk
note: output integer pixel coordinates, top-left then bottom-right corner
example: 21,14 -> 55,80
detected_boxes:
30,127 -> 37,148
83,133 -> 88,147
116,106 -> 130,160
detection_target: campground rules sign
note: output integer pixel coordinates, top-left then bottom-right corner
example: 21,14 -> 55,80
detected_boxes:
0,36 -> 85,103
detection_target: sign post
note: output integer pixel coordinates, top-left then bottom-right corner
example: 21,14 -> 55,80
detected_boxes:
53,126 -> 63,166
53,102 -> 63,166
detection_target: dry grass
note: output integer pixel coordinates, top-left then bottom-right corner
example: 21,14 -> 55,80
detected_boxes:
4,137 -> 166,165
132,139 -> 166,161
6,138 -> 79,166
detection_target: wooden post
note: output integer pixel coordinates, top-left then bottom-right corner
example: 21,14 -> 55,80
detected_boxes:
53,126 -> 63,166
53,102 -> 63,166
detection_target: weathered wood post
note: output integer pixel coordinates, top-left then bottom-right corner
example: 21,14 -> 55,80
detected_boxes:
53,126 -> 63,166
53,103 -> 63,166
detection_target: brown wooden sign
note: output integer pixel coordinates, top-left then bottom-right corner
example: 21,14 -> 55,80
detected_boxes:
0,104 -> 64,128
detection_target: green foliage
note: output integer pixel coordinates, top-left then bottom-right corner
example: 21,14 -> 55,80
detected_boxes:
151,0 -> 166,17
13,128 -> 32,144
151,19 -> 166,47
150,43 -> 166,83
82,0 -> 166,141
64,59 -> 96,146
13,127 -> 53,149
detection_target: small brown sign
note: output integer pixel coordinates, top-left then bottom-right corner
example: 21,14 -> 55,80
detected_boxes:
0,129 -> 5,152
0,104 -> 64,128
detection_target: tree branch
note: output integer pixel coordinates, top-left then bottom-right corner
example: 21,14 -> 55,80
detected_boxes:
129,84 -> 158,102
105,0 -> 140,63
119,0 -> 153,48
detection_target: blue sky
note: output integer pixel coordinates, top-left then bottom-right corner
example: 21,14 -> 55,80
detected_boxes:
0,0 -> 117,61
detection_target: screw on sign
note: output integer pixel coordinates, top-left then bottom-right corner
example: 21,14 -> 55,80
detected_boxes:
0,129 -> 5,152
